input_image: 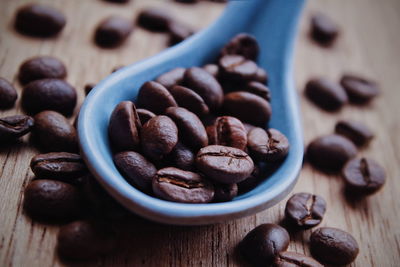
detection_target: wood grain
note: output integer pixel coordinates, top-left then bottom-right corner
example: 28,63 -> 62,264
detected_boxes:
1,0 -> 399,266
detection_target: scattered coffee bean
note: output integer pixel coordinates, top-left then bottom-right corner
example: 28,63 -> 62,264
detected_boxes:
0,115 -> 34,141
137,8 -> 172,32
310,13 -> 339,46
169,85 -> 209,117
203,64 -> 219,77
285,192 -> 326,228
152,167 -> 214,203
136,108 -> 156,125
0,78 -> 18,109
18,56 -> 67,85
84,83 -> 96,95
307,134 -> 357,172
247,128 -> 289,162
137,81 -> 177,114
168,21 -> 193,46
305,78 -> 348,111
239,223 -> 290,266
310,227 -> 359,265
219,55 -> 258,83
342,157 -> 385,195
168,141 -> 195,171
340,74 -> 379,103
221,33 -> 259,60
274,251 -> 323,267
335,120 -> 374,147
155,67 -> 185,89
94,16 -> 133,48
254,67 -> 268,84
245,81 -> 271,101
14,4 -> 66,37
207,116 -> 247,150
213,183 -> 238,202
22,78 -> 77,116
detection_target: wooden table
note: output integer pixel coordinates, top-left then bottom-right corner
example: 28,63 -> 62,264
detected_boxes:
1,0 -> 399,266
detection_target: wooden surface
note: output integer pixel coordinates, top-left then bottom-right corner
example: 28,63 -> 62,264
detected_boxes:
1,0 -> 400,266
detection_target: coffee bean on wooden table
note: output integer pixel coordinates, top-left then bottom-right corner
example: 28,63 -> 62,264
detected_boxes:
239,223 -> 290,266
247,128 -> 289,162
137,81 -> 177,114
274,251 -> 323,267
155,67 -> 185,89
219,55 -> 258,83
245,81 -> 271,101
221,33 -> 259,60
108,101 -> 141,152
94,16 -> 133,48
168,142 -> 195,171
84,83 -> 96,95
196,145 -> 254,183
203,64 -> 219,77
307,134 -> 357,172
310,13 -> 339,46
342,157 -> 386,195
168,21 -> 193,46
207,116 -> 247,150
169,85 -> 209,117
0,115 -> 34,141
310,227 -> 359,265
340,74 -> 379,103
305,78 -> 348,111
213,183 -> 238,202
335,120 -> 374,147
0,78 -> 18,109
18,56 -> 67,85
14,4 -> 66,37
33,111 -> 78,152
22,78 -> 77,116
152,167 -> 214,203
136,108 -> 156,125
137,8 -> 172,32
285,192 -> 326,228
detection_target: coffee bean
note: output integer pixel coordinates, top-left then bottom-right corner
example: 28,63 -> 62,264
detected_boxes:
196,145 -> 254,183
239,223 -> 290,266
0,78 -> 18,109
141,115 -> 178,160
237,164 -> 261,193
213,183 -> 238,202
342,157 -> 385,195
274,251 -> 323,267
152,167 -> 214,203
137,81 -> 177,114
221,33 -> 259,60
24,179 -> 82,221
94,16 -> 133,48
136,108 -> 156,125
254,67 -> 268,84
183,67 -> 224,111
207,116 -> 247,150
18,56 -> 67,85
108,101 -> 141,152
310,13 -> 339,46
305,78 -> 348,111
307,134 -> 357,172
247,128 -> 289,162
203,64 -> 219,77
165,107 -> 208,150
14,4 -> 66,37
0,115 -> 34,141
114,151 -> 157,193
340,74 -> 379,103
30,152 -> 87,184
137,8 -> 172,32
168,21 -> 193,46
169,85 -> 209,117
168,142 -> 195,171
310,227 -> 359,265
219,55 -> 258,83
285,193 -> 326,228
33,111 -> 78,152
335,120 -> 374,147
22,78 -> 77,116
155,67 -> 185,89
84,83 -> 96,95
245,81 -> 271,101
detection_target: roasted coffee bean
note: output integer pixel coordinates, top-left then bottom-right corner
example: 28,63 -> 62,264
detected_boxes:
137,8 -> 172,32
340,74 -> 379,103
108,101 -> 141,152
84,83 -> 95,95
165,107 -> 208,150
114,151 -> 157,193
221,33 -> 259,60
183,67 -> 224,111
310,227 -> 359,265
136,108 -> 156,125
168,142 -> 195,171
307,134 -> 357,172
305,78 -> 348,111
155,67 -> 185,89
219,55 -> 258,82
196,145 -> 254,184
285,193 -> 326,228
0,115 -> 34,141
94,16 -> 133,48
22,78 -> 77,116
237,164 -> 261,193
213,183 -> 238,202
335,120 -> 374,147
18,56 -> 67,85
203,64 -> 219,77
245,81 -> 271,101
57,220 -> 117,260
30,152 -> 87,184
0,78 -> 18,109
152,167 -> 214,203
247,128 -> 289,162
342,157 -> 386,195
14,4 -> 66,37
33,111 -> 78,152
168,21 -> 193,46
254,67 -> 268,84
207,116 -> 247,150
274,251 -> 323,267
169,85 -> 209,117
24,179 -> 82,221
310,13 -> 339,46
223,91 -> 271,126
137,81 -> 177,114
141,115 -> 178,160
239,223 -> 290,266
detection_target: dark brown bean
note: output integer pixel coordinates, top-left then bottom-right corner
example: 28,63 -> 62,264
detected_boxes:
168,142 -> 195,171
18,56 -> 67,85
94,16 -> 133,48
274,251 -> 323,267
0,78 -> 18,109
168,21 -> 193,46
237,164 -> 261,193
136,108 -> 156,125
0,115 -> 34,141
340,74 -> 379,103
169,85 -> 209,117
310,13 -> 339,46
221,33 -> 259,60
207,116 -> 247,150
137,81 -> 177,114
285,193 -> 326,228
213,183 -> 238,202
305,78 -> 348,111
219,55 -> 258,83
247,128 -> 290,162
203,64 -> 219,77
335,120 -> 374,147
155,67 -> 185,89
245,81 -> 271,101
137,8 -> 172,32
